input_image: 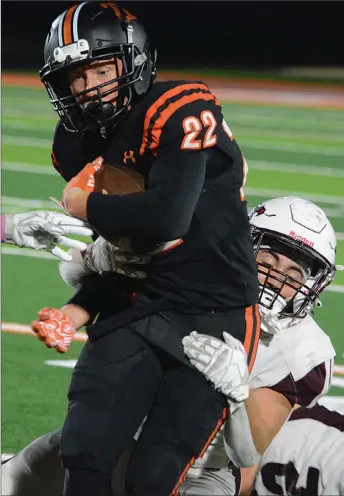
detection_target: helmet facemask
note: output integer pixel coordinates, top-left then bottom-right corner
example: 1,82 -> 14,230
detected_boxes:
253,228 -> 336,334
41,41 -> 148,134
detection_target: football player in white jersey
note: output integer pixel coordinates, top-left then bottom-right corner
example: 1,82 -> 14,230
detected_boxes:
252,404 -> 344,496
180,196 -> 341,495
1,196 -> 340,496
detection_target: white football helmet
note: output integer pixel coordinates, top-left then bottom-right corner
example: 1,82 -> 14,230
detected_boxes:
249,196 -> 339,333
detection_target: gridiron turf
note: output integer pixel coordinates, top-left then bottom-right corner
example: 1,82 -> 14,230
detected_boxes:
2,80 -> 344,453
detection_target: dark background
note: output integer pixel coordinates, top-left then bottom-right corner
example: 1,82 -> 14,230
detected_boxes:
2,1 -> 343,72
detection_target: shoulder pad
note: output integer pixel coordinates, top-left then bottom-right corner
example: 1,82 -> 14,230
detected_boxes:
249,317 -> 335,388
139,80 -> 219,156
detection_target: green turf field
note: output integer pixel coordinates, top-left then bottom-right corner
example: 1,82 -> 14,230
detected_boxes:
2,83 -> 344,454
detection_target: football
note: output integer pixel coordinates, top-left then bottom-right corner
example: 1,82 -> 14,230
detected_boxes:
94,164 -> 145,195
93,163 -> 159,252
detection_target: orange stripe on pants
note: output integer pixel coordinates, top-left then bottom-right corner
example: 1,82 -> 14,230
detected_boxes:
243,304 -> 261,373
169,406 -> 228,496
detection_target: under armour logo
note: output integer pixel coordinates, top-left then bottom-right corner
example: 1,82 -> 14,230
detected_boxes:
123,150 -> 136,164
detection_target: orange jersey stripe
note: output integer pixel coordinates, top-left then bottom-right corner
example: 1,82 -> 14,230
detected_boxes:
63,4 -> 78,45
139,83 -> 212,155
243,305 -> 254,365
243,304 -> 261,373
249,304 -> 261,372
150,92 -> 217,153
199,406 -> 228,458
170,406 -> 228,495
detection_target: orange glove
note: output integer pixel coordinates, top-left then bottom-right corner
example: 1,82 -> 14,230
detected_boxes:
32,307 -> 76,353
63,156 -> 104,196
62,157 -> 104,216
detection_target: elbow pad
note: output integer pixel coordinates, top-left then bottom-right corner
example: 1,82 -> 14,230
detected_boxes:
224,403 -> 261,468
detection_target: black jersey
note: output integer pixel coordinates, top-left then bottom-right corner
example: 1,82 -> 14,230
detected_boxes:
53,80 -> 259,310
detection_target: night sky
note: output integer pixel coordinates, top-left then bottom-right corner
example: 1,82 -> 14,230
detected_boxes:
2,1 -> 343,70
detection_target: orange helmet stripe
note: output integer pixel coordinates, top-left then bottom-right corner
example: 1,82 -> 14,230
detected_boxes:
101,2 -> 136,21
63,4 -> 78,45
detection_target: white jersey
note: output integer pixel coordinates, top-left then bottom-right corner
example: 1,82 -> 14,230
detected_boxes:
253,405 -> 344,496
190,316 -> 335,471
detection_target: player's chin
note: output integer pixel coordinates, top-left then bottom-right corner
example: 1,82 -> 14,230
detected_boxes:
280,290 -> 297,300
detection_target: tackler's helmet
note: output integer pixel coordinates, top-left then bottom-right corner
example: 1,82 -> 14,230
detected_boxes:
40,2 -> 157,134
249,196 -> 341,333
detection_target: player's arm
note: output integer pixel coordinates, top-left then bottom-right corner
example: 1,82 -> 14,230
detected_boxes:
221,387 -> 291,469
238,359 -> 334,494
1,212 -> 92,261
51,120 -> 95,182
63,97 -> 224,242
67,147 -> 208,242
182,331 -> 260,467
183,332 -> 292,466
236,387 -> 292,455
31,271 -> 132,353
227,361 -> 332,472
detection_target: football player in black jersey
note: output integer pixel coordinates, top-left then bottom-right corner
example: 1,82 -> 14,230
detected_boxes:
34,3 -> 261,495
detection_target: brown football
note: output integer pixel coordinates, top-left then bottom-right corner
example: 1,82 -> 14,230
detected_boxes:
94,164 -> 145,196
93,164 -> 156,252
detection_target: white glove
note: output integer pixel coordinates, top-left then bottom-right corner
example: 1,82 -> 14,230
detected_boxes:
4,211 -> 93,262
59,248 -> 92,287
83,236 -> 151,279
182,331 -> 249,404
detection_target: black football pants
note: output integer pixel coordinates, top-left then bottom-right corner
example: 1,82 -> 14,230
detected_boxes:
61,305 -> 260,496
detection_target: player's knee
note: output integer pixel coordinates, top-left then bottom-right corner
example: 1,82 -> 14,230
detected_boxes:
64,468 -> 112,496
61,401 -> 136,475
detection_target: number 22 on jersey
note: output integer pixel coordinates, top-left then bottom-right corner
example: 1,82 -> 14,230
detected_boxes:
181,112 -> 248,201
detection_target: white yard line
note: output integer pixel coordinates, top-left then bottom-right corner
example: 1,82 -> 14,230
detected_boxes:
240,140 -> 344,157
1,247 -> 56,260
1,322 -> 87,342
3,160 -> 344,179
245,187 -> 344,206
3,134 -> 344,157
247,161 -> 344,178
326,285 -> 344,294
331,377 -> 344,388
2,135 -> 52,148
2,196 -> 56,209
2,162 -> 57,175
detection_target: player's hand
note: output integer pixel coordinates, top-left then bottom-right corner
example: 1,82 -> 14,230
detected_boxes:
182,331 -> 249,403
4,211 -> 93,261
31,307 -> 76,353
83,236 -> 150,279
62,157 -> 103,201
62,157 -> 104,218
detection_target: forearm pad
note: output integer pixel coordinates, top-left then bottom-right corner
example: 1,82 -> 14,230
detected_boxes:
224,402 -> 261,468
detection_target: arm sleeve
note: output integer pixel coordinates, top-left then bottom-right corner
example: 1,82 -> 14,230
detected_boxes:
224,403 -> 261,468
66,272 -> 132,324
52,121 -> 106,182
86,148 -> 208,242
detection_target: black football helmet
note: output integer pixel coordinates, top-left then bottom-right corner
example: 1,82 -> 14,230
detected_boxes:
40,2 -> 157,134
